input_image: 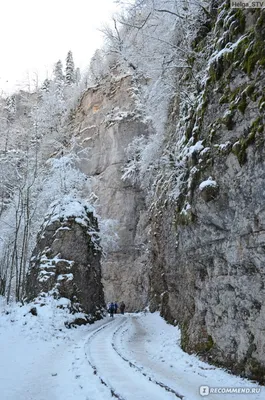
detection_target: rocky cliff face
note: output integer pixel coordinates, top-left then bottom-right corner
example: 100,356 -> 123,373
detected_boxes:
149,4 -> 265,383
25,200 -> 104,319
70,72 -> 150,311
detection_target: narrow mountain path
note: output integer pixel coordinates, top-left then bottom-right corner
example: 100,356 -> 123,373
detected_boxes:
85,315 -> 177,400
84,313 -> 263,400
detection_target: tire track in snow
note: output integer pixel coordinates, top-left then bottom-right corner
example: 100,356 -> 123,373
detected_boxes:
84,316 -> 177,400
84,318 -> 126,400
112,318 -> 185,399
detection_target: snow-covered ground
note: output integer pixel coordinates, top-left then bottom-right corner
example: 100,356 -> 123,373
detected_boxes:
0,296 -> 263,400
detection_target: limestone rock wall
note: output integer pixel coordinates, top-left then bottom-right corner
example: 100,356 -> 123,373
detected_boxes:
149,4 -> 265,383
70,73 -> 150,311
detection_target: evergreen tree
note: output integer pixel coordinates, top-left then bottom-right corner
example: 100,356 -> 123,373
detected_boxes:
65,51 -> 75,85
41,78 -> 51,93
54,60 -> 64,84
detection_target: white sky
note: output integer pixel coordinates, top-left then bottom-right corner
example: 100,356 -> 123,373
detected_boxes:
0,0 -> 119,94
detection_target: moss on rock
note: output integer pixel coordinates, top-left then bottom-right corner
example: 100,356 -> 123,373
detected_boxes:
246,359 -> 265,384
194,335 -> 214,354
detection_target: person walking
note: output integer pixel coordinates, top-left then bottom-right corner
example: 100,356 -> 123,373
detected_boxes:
119,301 -> 125,315
114,302 -> 118,314
109,302 -> 115,318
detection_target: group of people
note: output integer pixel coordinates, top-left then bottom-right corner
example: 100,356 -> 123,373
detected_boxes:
107,301 -> 125,317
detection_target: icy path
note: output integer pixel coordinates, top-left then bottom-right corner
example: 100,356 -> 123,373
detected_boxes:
111,314 -> 263,400
0,301 -> 264,400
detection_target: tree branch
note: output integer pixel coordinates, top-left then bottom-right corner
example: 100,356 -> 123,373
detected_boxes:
154,8 -> 185,20
118,12 -> 152,30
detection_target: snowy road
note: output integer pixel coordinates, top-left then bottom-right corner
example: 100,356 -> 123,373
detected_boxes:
0,300 -> 264,400
85,316 -> 177,400
84,314 -> 263,400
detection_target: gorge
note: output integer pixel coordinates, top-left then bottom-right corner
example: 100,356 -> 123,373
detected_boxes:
0,0 -> 265,384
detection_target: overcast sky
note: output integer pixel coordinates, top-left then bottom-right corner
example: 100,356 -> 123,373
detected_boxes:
0,0 -> 119,94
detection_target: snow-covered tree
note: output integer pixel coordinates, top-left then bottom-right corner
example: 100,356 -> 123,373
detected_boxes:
0,120 -> 44,301
5,95 -> 17,122
0,149 -> 90,302
54,60 -> 64,84
53,60 -> 65,97
65,51 -> 75,85
35,82 -> 66,135
87,49 -> 108,85
41,78 -> 51,93
102,0 -> 208,197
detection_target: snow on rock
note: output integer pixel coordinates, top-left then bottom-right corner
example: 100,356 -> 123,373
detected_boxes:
187,140 -> 204,157
214,141 -> 232,152
199,177 -> 218,191
208,34 -> 249,66
180,202 -> 191,215
46,195 -> 94,230
57,273 -> 74,281
38,270 -> 55,283
104,108 -> 136,127
199,147 -> 211,156
199,177 -> 219,203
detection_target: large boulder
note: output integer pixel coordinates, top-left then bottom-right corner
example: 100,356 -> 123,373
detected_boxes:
25,199 -> 105,319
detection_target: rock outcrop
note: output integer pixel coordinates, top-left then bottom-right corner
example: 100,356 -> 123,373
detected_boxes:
25,200 -> 104,319
70,72 -> 150,311
149,4 -> 265,383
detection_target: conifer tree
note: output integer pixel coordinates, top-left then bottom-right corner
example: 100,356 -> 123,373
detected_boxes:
65,51 -> 75,85
41,78 -> 51,93
54,60 -> 64,84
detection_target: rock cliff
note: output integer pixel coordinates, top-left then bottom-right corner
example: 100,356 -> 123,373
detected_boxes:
149,3 -> 265,383
70,72 -> 150,311
25,199 -> 104,320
